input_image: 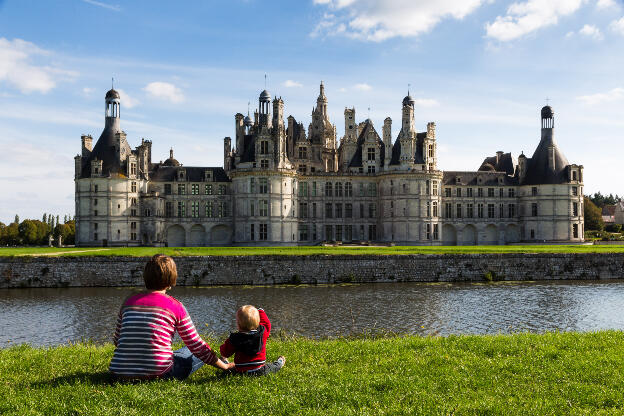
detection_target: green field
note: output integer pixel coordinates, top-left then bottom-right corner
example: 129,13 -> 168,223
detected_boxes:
1,244 -> 624,257
1,332 -> 623,415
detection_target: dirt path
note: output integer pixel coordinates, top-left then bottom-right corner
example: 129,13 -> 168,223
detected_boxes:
18,249 -> 113,256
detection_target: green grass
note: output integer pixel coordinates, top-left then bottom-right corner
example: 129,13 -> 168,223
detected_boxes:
1,332 -> 623,415
2,244 -> 624,257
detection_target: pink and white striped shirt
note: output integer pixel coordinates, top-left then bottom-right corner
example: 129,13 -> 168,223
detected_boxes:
109,292 -> 217,377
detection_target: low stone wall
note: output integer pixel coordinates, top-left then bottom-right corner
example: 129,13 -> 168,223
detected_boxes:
1,253 -> 623,288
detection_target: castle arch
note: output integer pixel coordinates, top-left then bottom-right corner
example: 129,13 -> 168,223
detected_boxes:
210,224 -> 232,245
483,224 -> 498,245
505,224 -> 520,243
167,225 -> 186,247
190,224 -> 206,247
442,224 -> 457,245
462,225 -> 477,245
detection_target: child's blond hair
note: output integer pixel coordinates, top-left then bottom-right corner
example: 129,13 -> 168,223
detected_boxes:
236,305 -> 260,331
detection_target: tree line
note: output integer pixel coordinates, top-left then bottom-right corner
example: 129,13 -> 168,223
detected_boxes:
0,214 -> 75,246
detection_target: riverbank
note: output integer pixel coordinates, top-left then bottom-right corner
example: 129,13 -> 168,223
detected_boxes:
1,332 -> 622,415
2,244 -> 624,257
1,252 -> 623,288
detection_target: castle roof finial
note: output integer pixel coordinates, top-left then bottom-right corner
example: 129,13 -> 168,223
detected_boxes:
170,148 -> 173,159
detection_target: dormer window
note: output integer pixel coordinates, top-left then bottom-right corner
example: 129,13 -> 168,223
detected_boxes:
205,170 -> 212,181
367,148 -> 376,161
455,177 -> 461,184
260,140 -> 269,154
261,159 -> 269,169
572,170 -> 577,181
130,163 -> 137,176
178,170 -> 185,180
298,147 -> 307,159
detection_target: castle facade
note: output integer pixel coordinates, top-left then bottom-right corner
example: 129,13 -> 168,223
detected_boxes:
74,84 -> 584,246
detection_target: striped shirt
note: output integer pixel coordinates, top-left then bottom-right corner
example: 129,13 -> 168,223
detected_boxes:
109,292 -> 217,377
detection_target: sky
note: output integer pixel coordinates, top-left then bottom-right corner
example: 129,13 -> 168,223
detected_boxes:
0,0 -> 623,224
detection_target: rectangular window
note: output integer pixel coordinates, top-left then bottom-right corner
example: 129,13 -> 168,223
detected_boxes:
335,182 -> 343,197
249,178 -> 255,193
487,204 -> 494,218
259,224 -> 268,241
260,141 -> 269,154
499,188 -> 504,198
432,202 -> 438,217
467,203 -> 474,218
206,202 -> 213,217
312,202 -> 317,218
218,185 -> 226,195
426,223 -> 431,240
259,200 -> 268,217
325,203 -> 333,218
359,183 -> 365,196
191,184 -> 199,195
131,163 -> 137,176
131,198 -> 137,206
368,224 -> 376,240
345,203 -> 353,218
131,209 -> 137,217
259,178 -> 268,194
456,204 -> 462,218
488,188 -> 494,197
312,224 -> 317,240
219,201 -> 228,218
335,225 -> 343,241
131,182 -> 137,193
94,184 -> 99,193
177,201 -> 185,217
499,204 -> 504,218
369,203 -> 376,218
298,182 -> 308,197
312,182 -> 317,196
130,222 -> 136,230
573,202 -> 578,216
572,187 -> 578,196
298,147 -> 307,159
478,203 -> 484,218
260,159 -> 269,169
299,224 -> 309,241
426,202 -> 431,217
367,165 -> 376,173
335,203 -> 343,218
573,223 -> 579,238
456,188 -> 462,197
467,188 -> 473,197
250,224 -> 255,241
445,188 -> 451,197
325,225 -> 333,241
478,188 -> 483,197
367,147 -> 376,161
445,203 -> 452,219
165,184 -> 172,195
433,224 -> 439,240
532,203 -> 538,217
345,182 -> 353,197
367,183 -> 377,197
508,188 -> 515,198
508,203 -> 516,218
432,182 -> 438,196
165,202 -> 173,217
131,232 -> 137,241
191,201 -> 199,218
299,202 -> 308,219
532,187 -> 538,196
178,184 -> 186,195
345,225 -> 353,241
325,182 -> 333,197
360,203 -> 364,219
94,199 -> 98,206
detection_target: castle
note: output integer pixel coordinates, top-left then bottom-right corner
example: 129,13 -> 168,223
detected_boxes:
74,83 -> 585,246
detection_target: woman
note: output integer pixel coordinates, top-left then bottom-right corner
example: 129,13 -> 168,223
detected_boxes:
109,254 -> 234,380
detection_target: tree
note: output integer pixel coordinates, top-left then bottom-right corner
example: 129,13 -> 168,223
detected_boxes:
42,213 -> 47,223
584,197 -> 604,231
14,214 -> 19,225
2,223 -> 19,245
18,220 -> 39,245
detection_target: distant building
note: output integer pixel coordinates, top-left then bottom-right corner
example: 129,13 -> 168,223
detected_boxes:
615,202 -> 624,225
602,205 -> 616,224
74,84 -> 585,246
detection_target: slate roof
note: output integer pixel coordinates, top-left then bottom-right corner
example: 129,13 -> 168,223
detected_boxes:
521,131 -> 569,185
149,165 -> 230,182
442,171 -> 518,186
81,124 -> 123,178
478,152 -> 516,175
389,132 -> 426,165
347,120 -> 385,168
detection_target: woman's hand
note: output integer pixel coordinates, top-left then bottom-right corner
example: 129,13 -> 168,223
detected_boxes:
214,358 -> 235,371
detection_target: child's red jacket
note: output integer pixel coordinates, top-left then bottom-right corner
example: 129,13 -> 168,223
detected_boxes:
220,308 -> 271,372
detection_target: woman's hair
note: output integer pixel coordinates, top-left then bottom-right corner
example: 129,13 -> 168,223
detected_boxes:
236,305 -> 260,331
143,254 -> 178,290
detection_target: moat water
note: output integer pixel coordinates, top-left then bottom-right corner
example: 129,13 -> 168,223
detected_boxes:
1,281 -> 624,346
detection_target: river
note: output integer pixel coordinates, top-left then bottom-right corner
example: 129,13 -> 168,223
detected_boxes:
1,280 -> 623,346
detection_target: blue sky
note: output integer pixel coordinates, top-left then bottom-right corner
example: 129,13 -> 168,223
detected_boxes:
1,0 -> 623,224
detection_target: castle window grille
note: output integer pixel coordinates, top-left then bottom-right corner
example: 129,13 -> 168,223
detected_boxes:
191,201 -> 199,218
261,159 -> 269,168
206,184 -> 213,195
335,225 -> 343,241
499,204 -> 504,218
191,184 -> 199,195
433,224 -> 439,240
426,224 -> 431,240
249,179 -> 255,194
250,224 -> 255,241
298,182 -> 308,197
573,202 -> 578,216
432,202 -> 438,217
259,178 -> 268,194
166,202 -> 173,217
325,182 -> 333,197
131,182 -> 137,193
345,225 -> 353,241
260,141 -> 269,154
428,145 -> 434,158
218,185 -> 226,195
131,163 -> 137,176
444,203 -> 452,218
325,225 -> 333,241
299,224 -> 309,241
298,165 -> 307,174
345,182 -> 353,197
367,165 -> 376,173
508,204 -> 516,218
456,204 -> 462,218
432,182 -> 438,196
477,188 -> 483,197
259,200 -> 268,217
219,202 -> 227,217
445,188 -> 451,197
456,188 -> 462,197
508,188 -> 515,198
367,148 -> 376,161
312,182 -> 317,196
467,203 -> 474,218
367,183 -> 377,197
298,147 -> 307,159
177,201 -> 186,217
165,184 -> 172,195
477,203 -> 484,218
488,188 -> 495,198
499,188 -> 504,198
206,202 -> 213,217
336,204 -> 343,218
259,224 -> 268,240
467,188 -> 473,197
368,224 -> 376,241
572,187 -> 578,196
299,202 -> 308,219
335,182 -> 343,197
178,184 -> 186,195
345,203 -> 353,218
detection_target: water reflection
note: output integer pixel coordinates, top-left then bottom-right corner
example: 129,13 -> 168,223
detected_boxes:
1,281 -> 623,347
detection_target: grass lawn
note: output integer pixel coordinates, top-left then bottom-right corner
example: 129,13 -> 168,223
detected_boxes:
1,244 -> 624,257
1,332 -> 623,415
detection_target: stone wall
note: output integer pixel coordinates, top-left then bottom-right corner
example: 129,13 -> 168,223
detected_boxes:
1,254 -> 623,288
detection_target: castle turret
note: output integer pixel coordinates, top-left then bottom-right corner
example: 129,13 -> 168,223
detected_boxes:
258,89 -> 271,127
383,117 -> 392,168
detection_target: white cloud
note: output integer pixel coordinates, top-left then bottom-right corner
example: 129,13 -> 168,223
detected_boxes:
81,0 -> 121,12
354,83 -> 372,91
413,98 -> 440,107
116,89 -> 140,108
579,24 -> 603,39
0,38 -> 76,93
312,0 -> 487,42
338,87 -> 347,92
486,0 -> 586,42
82,87 -> 94,96
283,80 -> 303,88
143,81 -> 185,104
576,87 -> 624,105
596,0 -> 617,9
610,17 -> 624,35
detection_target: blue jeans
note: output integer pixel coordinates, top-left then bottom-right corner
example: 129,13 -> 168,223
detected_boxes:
164,347 -> 205,380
